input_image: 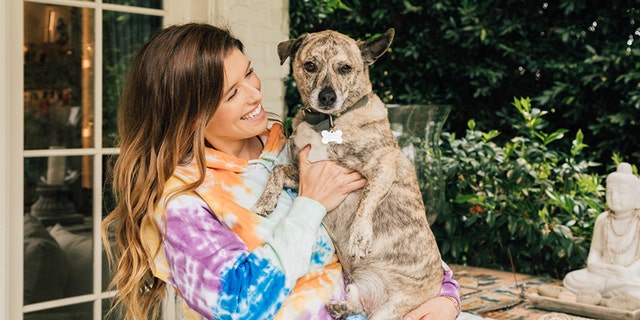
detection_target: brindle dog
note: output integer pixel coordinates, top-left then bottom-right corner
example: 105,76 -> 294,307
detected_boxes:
252,29 -> 443,320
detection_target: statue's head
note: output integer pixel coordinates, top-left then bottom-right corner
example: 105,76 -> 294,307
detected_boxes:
606,162 -> 640,213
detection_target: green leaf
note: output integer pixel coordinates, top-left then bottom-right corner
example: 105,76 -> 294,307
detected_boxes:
467,119 -> 476,131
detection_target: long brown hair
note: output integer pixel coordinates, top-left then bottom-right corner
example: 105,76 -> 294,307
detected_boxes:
101,23 -> 243,319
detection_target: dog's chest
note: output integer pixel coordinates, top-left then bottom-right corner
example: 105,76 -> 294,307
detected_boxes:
291,122 -> 332,162
292,121 -> 383,166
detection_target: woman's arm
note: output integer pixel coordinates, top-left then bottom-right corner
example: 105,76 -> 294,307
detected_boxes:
156,194 -> 327,319
440,263 -> 461,312
403,262 -> 461,320
152,142 -> 365,319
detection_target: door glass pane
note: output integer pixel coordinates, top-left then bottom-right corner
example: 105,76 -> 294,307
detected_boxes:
24,155 -> 94,304
102,154 -> 117,292
102,298 -> 119,319
24,3 -> 94,151
24,155 -> 93,220
102,12 -> 162,147
103,0 -> 162,9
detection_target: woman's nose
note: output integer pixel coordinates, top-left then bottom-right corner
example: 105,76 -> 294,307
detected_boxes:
247,79 -> 262,102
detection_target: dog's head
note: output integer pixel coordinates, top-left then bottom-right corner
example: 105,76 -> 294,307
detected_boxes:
278,29 -> 394,115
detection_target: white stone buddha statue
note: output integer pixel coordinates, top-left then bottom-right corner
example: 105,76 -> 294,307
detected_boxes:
563,162 -> 640,298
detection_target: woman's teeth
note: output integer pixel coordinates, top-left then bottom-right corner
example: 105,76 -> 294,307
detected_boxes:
241,104 -> 262,120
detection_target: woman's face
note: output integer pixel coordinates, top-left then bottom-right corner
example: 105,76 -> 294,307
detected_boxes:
205,48 -> 267,147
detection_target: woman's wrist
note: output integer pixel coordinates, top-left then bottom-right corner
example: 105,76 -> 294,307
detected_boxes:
290,196 -> 327,223
441,295 -> 461,316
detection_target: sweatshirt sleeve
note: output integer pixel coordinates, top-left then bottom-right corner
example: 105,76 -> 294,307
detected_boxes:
156,194 -> 326,320
439,261 -> 461,314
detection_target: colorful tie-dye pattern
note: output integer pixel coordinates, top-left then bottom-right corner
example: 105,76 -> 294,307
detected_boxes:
141,123 -> 461,319
142,123 -> 347,319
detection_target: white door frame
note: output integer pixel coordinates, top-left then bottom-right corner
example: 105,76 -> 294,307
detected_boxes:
1,0 -> 288,318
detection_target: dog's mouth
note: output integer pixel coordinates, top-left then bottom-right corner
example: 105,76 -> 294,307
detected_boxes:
303,94 -> 370,130
303,108 -> 331,124
240,104 -> 264,120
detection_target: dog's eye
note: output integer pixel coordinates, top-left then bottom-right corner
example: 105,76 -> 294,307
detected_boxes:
339,65 -> 352,75
303,62 -> 317,73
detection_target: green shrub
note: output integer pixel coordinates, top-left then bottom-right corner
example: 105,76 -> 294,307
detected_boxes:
286,0 -> 640,175
433,97 -> 605,278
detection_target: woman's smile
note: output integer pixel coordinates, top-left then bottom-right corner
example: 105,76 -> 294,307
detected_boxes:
241,103 -> 264,121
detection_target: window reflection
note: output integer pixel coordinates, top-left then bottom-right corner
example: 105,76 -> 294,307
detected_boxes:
23,155 -> 96,307
23,1 -> 162,318
102,12 -> 162,147
24,3 -> 93,151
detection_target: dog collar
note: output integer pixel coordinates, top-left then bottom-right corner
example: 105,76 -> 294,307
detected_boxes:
303,94 -> 370,131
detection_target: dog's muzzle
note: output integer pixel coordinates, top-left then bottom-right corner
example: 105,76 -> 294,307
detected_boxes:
303,94 -> 371,131
319,87 -> 337,108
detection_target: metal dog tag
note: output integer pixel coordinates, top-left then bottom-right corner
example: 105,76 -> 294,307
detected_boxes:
321,129 -> 343,144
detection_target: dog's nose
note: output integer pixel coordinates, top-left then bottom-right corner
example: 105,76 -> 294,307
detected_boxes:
319,87 -> 336,107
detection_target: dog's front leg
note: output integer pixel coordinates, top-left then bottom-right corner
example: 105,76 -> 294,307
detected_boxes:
348,151 -> 400,259
252,164 -> 299,216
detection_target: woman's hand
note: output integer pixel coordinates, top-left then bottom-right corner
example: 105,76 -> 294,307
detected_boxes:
404,296 -> 459,320
297,146 -> 366,211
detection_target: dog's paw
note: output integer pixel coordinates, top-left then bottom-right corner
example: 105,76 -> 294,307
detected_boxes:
347,221 -> 373,259
251,198 -> 276,217
326,300 -> 364,320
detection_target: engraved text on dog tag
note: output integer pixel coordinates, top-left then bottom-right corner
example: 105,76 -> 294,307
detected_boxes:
321,129 -> 343,144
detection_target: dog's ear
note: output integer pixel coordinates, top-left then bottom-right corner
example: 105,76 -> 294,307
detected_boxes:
277,34 -> 307,65
359,28 -> 395,65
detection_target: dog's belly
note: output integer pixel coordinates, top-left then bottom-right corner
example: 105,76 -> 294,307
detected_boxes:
322,182 -> 443,313
323,186 -> 441,266
321,192 -> 360,242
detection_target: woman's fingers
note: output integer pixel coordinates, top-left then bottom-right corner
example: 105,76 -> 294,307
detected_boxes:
298,145 -> 311,165
297,145 -> 366,211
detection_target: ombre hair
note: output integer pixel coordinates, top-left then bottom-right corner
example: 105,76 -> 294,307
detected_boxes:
101,23 -> 243,319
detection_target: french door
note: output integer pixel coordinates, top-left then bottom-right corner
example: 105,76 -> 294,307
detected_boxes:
22,0 -> 163,319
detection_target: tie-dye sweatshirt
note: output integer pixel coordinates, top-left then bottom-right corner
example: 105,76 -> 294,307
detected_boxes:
141,123 -> 460,319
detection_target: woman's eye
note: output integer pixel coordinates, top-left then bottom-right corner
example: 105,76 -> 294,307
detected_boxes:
227,89 -> 238,101
246,67 -> 254,77
339,65 -> 352,75
303,62 -> 317,73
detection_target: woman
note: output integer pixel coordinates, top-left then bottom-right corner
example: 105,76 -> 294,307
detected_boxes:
102,23 -> 460,320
